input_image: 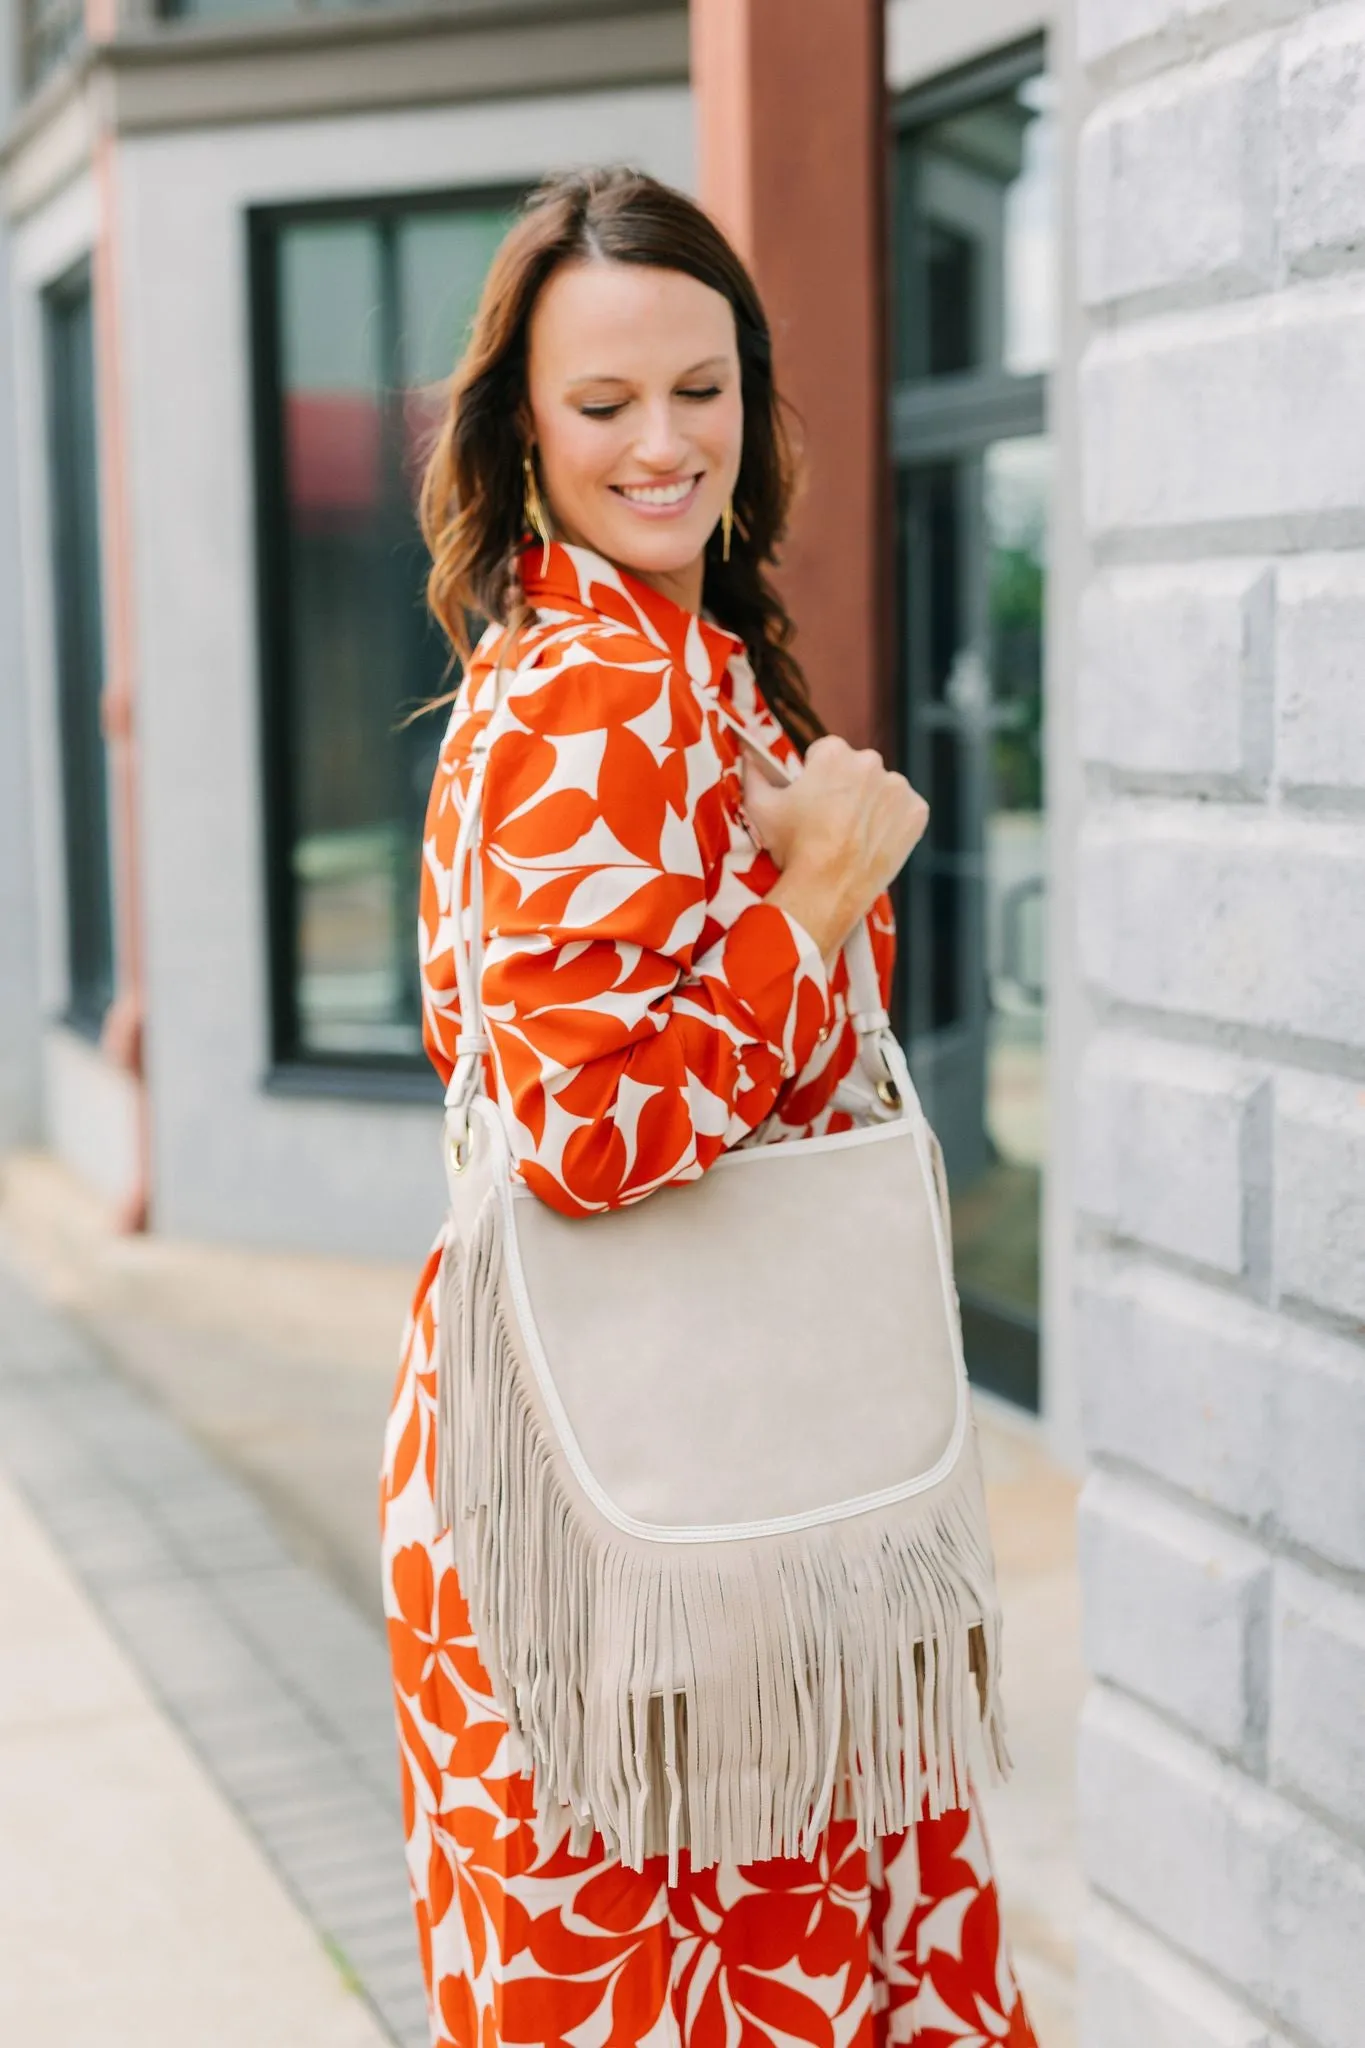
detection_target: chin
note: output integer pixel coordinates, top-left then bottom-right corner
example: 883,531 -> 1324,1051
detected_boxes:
599,518 -> 714,579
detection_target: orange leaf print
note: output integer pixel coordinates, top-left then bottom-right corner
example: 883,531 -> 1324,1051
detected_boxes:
395,1691 -> 442,1801
391,1541 -> 435,1636
597,724 -> 670,863
428,1837 -> 456,1925
604,1942 -> 669,2048
389,1397 -> 422,1502
576,1862 -> 663,1934
735,1966 -> 838,2047
514,659 -> 665,735
494,786 -> 600,860
438,1971 -> 478,2048
497,1974 -> 605,2044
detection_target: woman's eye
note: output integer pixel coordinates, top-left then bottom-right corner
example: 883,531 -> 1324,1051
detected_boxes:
580,402 -> 626,420
679,385 -> 722,402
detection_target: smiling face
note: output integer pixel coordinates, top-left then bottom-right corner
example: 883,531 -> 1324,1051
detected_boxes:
524,256 -> 744,613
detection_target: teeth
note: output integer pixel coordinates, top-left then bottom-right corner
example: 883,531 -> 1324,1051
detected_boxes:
618,477 -> 697,507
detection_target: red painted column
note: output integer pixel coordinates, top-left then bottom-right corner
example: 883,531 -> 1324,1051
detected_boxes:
692,0 -> 890,752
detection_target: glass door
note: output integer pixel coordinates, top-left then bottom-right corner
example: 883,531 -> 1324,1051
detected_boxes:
891,46 -> 1055,1408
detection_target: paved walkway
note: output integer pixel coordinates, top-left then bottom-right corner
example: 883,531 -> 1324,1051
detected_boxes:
0,1150 -> 1083,2047
0,1467 -> 396,2047
0,1249 -> 427,2048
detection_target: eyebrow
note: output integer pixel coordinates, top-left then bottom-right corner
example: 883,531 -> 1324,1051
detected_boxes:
564,355 -> 732,389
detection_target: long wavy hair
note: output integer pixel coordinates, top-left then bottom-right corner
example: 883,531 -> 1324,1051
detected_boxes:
418,166 -> 824,749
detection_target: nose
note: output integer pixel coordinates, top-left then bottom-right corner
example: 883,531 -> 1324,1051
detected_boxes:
632,397 -> 689,473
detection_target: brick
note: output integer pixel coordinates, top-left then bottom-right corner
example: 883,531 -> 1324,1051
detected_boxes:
1275,554 -> 1365,792
1270,1317 -> 1365,1574
1274,1072 -> 1365,1322
1082,286 -> 1365,543
1081,1897 -> 1291,2046
98,1581 -> 267,1708
211,1564 -> 391,1737
1079,1471 -> 1271,1761
1281,4 -> 1365,276
1080,563 -> 1273,784
1270,1563 -> 1365,1841
0,1390 -> 103,1493
1081,1257 -> 1365,1568
1080,0 -> 1180,71
1080,1259 -> 1278,1524
1079,805 -> 1365,1051
1079,0 -> 1304,76
42,1488 -> 183,1590
0,1265 -> 103,1380
1080,1689 -> 1280,1995
1269,1797 -> 1365,2048
1080,43 -> 1276,310
1080,1688 -> 1365,2048
1077,1033 -> 1269,1275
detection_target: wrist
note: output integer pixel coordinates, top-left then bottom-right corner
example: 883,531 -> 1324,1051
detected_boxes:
767,868 -> 862,962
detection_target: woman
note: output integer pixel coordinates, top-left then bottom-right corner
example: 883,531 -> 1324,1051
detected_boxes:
381,167 -> 1036,2048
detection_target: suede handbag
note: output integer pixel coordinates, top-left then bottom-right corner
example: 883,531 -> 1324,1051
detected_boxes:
434,689 -> 1008,1876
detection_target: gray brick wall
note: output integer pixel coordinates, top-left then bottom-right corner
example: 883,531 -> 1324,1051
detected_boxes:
1074,0 -> 1365,2036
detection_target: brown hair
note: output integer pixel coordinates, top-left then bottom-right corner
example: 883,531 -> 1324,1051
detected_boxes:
418,165 -> 824,749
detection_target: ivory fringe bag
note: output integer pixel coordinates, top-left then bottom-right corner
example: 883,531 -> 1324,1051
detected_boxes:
435,694 -> 1009,1877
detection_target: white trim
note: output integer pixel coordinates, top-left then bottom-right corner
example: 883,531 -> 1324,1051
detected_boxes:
504,1113 -> 914,1194
886,0 -> 1052,98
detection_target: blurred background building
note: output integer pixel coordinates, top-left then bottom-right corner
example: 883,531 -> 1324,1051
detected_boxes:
1,3 -> 1361,2044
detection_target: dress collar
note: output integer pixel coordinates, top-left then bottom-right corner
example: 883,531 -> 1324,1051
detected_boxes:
518,540 -> 744,698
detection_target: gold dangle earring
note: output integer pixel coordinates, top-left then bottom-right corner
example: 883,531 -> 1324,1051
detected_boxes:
720,497 -> 734,563
522,451 -> 552,572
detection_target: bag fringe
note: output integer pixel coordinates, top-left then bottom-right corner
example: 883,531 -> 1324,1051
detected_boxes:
436,1193 -> 1010,1875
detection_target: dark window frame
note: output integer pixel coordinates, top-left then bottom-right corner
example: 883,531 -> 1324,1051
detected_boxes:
890,39 -> 1052,1412
890,34 -> 1046,135
247,182 -> 523,1095
44,257 -> 117,1043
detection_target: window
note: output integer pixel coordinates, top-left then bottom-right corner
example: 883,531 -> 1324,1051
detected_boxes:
250,193 -> 515,1077
891,42 -> 1056,1409
45,264 -> 116,1039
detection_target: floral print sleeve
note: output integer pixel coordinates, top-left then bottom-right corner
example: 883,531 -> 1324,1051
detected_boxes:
471,644 -> 831,1214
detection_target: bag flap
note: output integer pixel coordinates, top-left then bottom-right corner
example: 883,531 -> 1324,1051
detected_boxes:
504,1122 -> 964,1536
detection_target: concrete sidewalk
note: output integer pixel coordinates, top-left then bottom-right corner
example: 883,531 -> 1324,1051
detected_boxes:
0,1468 -> 393,2048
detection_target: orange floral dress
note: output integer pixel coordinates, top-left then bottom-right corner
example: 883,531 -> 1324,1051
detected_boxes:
381,542 -> 1037,2048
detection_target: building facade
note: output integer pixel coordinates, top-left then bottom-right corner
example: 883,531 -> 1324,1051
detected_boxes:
1,1 -> 1362,2038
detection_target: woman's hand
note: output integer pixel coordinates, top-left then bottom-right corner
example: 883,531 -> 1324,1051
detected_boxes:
742,736 -> 929,962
